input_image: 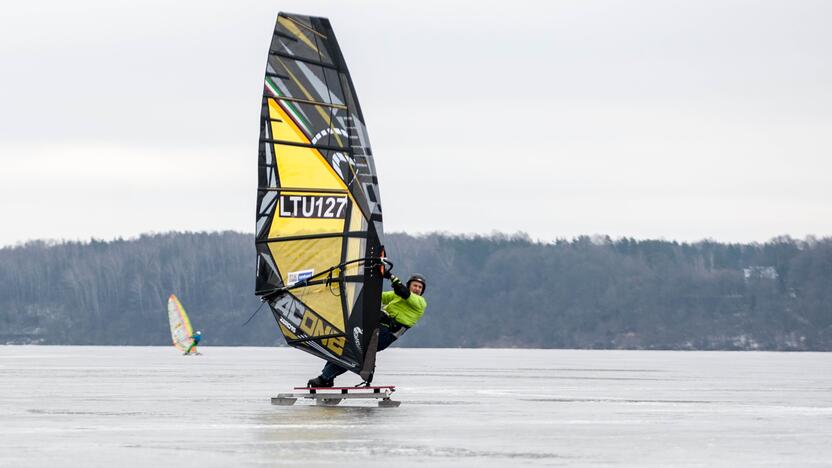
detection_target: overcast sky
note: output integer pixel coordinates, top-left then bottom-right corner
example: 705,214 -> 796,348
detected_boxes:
1,0 -> 830,247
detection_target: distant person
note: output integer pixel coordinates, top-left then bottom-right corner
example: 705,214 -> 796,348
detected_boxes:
307,271 -> 428,387
184,330 -> 202,355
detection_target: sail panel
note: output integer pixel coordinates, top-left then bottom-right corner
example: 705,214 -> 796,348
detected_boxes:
270,293 -> 358,365
266,56 -> 343,105
273,15 -> 335,67
267,236 -> 345,331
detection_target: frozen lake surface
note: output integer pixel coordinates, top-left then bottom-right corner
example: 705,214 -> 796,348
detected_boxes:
1,346 -> 830,467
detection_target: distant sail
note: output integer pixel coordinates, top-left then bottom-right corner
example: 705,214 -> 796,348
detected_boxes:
255,12 -> 385,381
167,294 -> 194,352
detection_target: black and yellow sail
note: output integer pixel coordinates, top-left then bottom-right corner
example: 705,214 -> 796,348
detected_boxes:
255,12 -> 385,380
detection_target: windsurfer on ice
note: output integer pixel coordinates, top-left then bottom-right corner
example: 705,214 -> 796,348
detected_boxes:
184,330 -> 202,355
306,272 -> 428,387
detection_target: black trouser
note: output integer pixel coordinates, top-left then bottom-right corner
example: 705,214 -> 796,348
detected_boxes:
320,324 -> 399,380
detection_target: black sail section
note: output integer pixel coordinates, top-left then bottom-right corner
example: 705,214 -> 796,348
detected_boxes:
256,12 -> 384,381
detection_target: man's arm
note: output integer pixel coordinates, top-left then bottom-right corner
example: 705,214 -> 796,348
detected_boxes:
389,275 -> 410,299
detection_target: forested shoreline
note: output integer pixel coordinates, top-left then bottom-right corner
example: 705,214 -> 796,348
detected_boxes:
1,231 -> 830,350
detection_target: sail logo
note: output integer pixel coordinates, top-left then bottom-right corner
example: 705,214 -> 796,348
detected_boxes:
331,152 -> 356,182
299,311 -> 345,355
353,327 -> 363,353
279,195 -> 348,219
287,269 -> 314,286
311,127 -> 349,145
278,316 -> 297,333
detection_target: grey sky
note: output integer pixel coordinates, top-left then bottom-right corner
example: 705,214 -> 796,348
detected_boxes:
1,0 -> 830,246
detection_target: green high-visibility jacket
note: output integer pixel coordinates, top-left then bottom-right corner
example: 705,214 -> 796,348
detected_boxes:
382,290 -> 427,328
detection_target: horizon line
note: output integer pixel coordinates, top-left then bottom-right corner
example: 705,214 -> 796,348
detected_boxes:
3,229 -> 829,250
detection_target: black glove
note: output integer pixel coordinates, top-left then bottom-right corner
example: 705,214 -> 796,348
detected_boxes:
382,268 -> 392,280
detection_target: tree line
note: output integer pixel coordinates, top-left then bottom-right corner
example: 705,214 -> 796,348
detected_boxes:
1,231 -> 829,350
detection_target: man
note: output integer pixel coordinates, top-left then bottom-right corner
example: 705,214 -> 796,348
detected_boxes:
184,330 -> 202,355
307,272 -> 427,387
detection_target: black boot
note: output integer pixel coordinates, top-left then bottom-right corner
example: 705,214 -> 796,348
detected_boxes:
307,375 -> 334,388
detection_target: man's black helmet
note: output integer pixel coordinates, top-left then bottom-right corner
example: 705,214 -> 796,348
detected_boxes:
406,274 -> 427,293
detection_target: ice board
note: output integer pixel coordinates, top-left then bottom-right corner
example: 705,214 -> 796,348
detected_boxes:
272,385 -> 400,407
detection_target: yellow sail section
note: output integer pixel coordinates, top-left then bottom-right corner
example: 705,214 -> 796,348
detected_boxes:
268,236 -> 345,331
267,99 -> 344,190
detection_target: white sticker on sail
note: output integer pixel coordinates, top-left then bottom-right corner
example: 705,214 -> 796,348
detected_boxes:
287,269 -> 314,286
